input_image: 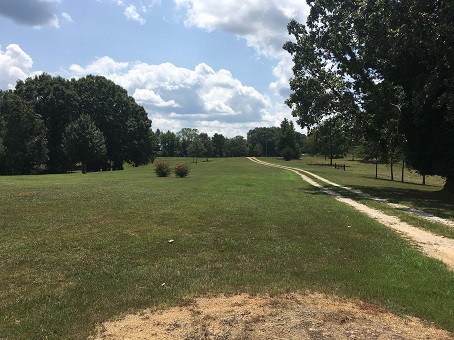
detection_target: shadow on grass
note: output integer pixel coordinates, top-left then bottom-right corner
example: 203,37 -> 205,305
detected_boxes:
303,180 -> 454,220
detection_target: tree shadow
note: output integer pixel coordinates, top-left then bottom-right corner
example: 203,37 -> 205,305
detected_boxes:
297,183 -> 454,220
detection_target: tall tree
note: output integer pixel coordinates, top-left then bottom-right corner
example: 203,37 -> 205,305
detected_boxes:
188,136 -> 205,164
198,132 -> 213,161
160,130 -> 180,157
63,114 -> 106,174
310,117 -> 348,165
276,119 -> 300,161
284,0 -> 454,190
211,133 -> 226,157
246,127 -> 280,157
15,74 -> 79,173
0,91 -> 48,175
75,75 -> 154,170
177,128 -> 199,157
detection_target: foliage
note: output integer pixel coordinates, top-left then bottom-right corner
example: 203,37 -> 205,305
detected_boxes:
12,74 -> 155,174
174,163 -> 190,177
247,127 -> 279,157
0,91 -> 48,175
74,75 -> 154,170
211,133 -> 226,157
225,135 -> 248,157
15,74 -> 78,173
276,119 -> 300,160
178,128 -> 199,157
198,132 -> 213,161
284,1 -> 454,190
154,160 -> 172,177
308,117 -> 348,164
62,114 -> 107,174
188,136 -> 206,164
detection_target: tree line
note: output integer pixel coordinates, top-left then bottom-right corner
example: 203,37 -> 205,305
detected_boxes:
155,119 -> 306,163
0,74 -> 155,175
0,72 -> 306,175
284,0 -> 454,191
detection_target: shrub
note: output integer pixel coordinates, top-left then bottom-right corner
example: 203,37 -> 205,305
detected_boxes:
155,161 -> 172,177
174,163 -> 190,177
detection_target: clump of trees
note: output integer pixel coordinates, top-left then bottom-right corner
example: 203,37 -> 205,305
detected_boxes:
284,1 -> 454,190
0,74 -> 156,175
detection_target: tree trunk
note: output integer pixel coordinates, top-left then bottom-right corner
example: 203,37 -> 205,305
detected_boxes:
443,176 -> 454,191
401,159 -> 405,182
82,161 -> 87,174
375,160 -> 378,179
390,160 -> 394,181
422,174 -> 426,185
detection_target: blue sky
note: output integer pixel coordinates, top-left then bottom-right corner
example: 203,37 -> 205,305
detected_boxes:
0,0 -> 309,137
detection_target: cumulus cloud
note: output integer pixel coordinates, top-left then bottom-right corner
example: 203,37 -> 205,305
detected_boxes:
174,0 -> 308,101
68,56 -> 129,77
0,44 -> 37,89
174,0 -> 309,59
0,0 -> 62,28
67,57 -> 273,136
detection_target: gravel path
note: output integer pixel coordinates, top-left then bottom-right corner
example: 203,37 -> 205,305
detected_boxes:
248,157 -> 454,270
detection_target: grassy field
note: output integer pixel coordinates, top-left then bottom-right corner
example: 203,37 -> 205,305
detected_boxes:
263,156 -> 454,238
0,157 -> 453,339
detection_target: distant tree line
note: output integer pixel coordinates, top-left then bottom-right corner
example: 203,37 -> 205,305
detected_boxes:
154,119 -> 306,162
0,74 -> 155,175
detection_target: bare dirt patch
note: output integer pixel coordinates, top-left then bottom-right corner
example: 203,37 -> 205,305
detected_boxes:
94,292 -> 452,339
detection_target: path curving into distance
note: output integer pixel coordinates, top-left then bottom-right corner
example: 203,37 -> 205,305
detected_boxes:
248,157 -> 454,271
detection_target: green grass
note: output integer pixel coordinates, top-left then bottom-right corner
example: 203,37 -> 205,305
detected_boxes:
262,156 -> 454,238
0,158 -> 453,339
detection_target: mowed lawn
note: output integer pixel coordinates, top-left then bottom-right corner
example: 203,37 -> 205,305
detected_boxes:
0,158 -> 453,339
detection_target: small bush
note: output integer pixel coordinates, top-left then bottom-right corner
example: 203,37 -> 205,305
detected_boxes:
155,161 -> 172,177
174,163 -> 190,177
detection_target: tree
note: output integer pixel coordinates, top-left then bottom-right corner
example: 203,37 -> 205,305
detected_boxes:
177,128 -> 199,157
284,1 -> 454,190
246,127 -> 280,157
15,74 -> 79,173
188,136 -> 205,164
74,75 -> 154,170
310,117 -> 348,165
198,133 -> 213,161
0,91 -> 48,175
211,133 -> 226,157
225,136 -> 248,157
276,119 -> 300,161
159,130 -> 180,157
63,114 -> 106,174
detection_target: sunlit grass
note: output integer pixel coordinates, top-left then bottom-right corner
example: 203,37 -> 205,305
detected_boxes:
0,158 -> 453,339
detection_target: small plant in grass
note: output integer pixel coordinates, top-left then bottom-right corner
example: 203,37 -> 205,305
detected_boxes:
155,161 -> 172,177
174,163 -> 190,177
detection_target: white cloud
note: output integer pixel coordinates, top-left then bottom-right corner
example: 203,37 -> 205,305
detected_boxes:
68,56 -> 129,77
0,44 -> 37,89
62,12 -> 73,22
174,0 -> 308,102
66,57 -> 273,136
124,5 -> 146,25
269,54 -> 293,97
174,0 -> 309,59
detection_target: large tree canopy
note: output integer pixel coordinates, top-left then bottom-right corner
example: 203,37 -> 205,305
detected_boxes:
10,74 -> 155,174
0,91 -> 48,175
284,0 -> 454,189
